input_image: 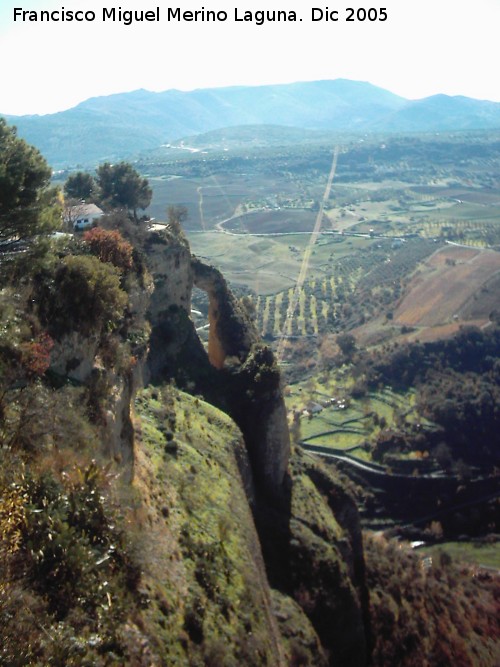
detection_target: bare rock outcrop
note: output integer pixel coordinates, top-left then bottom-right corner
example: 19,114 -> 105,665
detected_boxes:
146,231 -> 290,498
192,257 -> 290,496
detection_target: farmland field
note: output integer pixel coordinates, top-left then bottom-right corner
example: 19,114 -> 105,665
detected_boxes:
142,130 -> 500,352
140,128 -> 500,544
222,209 -> 320,234
286,375 -> 422,459
421,542 -> 500,570
394,246 -> 500,327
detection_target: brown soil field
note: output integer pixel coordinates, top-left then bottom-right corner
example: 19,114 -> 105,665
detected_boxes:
427,246 -> 480,267
404,320 -> 490,343
394,246 -> 500,327
460,273 -> 500,320
223,209 -> 318,234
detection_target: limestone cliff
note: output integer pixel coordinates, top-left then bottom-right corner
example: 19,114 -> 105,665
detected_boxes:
41,254 -> 153,482
147,229 -> 290,498
143,226 -> 369,665
35,224 -> 369,664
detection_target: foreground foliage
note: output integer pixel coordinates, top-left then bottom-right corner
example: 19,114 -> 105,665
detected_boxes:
365,533 -> 500,667
0,455 -> 142,666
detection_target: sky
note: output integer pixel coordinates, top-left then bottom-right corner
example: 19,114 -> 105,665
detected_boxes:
1,0 -> 499,116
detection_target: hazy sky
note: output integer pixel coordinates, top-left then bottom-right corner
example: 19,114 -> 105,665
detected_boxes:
1,0 -> 499,115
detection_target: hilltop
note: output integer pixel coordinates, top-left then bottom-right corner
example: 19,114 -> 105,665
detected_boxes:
5,79 -> 500,167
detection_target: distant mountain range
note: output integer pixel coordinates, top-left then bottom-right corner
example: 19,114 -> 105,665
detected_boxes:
4,79 -> 500,167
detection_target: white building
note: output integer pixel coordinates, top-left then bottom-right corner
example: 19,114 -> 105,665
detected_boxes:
65,203 -> 104,231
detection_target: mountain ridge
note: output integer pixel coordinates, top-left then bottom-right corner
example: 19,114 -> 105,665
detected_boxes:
4,78 -> 500,167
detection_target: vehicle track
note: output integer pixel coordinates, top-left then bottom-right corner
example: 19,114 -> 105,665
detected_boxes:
276,146 -> 339,363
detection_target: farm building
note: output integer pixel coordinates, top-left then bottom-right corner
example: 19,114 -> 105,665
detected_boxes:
65,203 -> 104,231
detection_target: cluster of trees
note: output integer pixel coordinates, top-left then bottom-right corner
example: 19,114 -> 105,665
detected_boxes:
365,533 -> 500,667
0,118 -> 152,263
64,162 -> 152,221
365,326 -> 500,389
359,327 -> 500,468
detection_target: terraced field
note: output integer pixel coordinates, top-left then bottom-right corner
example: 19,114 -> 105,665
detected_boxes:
286,380 -> 424,460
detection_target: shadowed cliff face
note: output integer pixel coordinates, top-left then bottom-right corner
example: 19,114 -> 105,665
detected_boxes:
145,228 -> 369,665
147,233 -> 291,497
192,256 -> 291,497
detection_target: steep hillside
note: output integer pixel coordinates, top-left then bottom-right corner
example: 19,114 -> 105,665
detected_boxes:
131,384 -> 367,666
5,79 -> 500,166
2,119 -> 499,666
1,216 -> 498,665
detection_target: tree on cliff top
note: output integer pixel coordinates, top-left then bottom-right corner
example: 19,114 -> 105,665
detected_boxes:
63,171 -> 96,201
0,118 -> 60,252
96,162 -> 152,221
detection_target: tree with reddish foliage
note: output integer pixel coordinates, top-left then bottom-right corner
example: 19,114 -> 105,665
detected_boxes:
83,227 -> 133,272
19,333 -> 54,378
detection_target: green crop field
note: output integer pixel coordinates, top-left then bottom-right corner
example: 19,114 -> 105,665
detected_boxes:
421,542 -> 500,570
286,371 -> 422,459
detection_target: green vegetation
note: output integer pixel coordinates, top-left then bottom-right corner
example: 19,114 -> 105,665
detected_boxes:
0,455 -> 142,666
64,171 -> 96,201
133,386 -> 285,665
365,532 -> 500,667
1,116 -> 499,665
286,373 -> 421,458
0,117 -> 60,256
63,162 -> 152,222
36,254 -> 128,338
421,540 -> 500,571
96,162 -> 152,220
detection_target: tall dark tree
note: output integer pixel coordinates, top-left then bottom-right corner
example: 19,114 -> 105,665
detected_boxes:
63,172 -> 96,201
0,118 -> 60,251
96,162 -> 152,221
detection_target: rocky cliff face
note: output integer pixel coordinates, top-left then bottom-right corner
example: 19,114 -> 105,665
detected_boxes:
191,256 -> 290,497
40,224 -> 369,664
147,229 -> 290,498
45,262 -> 152,482
143,226 -> 369,665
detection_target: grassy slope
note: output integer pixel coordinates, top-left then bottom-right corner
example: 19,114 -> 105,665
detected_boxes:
131,385 -> 369,666
131,385 -> 286,666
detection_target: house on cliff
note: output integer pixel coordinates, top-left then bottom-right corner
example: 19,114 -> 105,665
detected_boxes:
65,202 -> 104,231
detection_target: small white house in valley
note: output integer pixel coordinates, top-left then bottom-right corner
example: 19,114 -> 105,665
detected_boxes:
65,203 -> 104,231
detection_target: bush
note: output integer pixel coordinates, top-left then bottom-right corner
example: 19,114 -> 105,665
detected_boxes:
37,254 -> 128,337
0,458 -> 141,665
83,227 -> 133,272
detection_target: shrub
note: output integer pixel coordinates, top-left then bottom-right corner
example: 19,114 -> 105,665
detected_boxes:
0,458 -> 141,665
83,227 -> 133,272
37,254 -> 128,337
19,332 -> 54,378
